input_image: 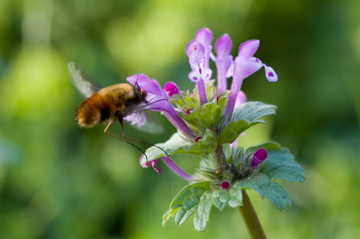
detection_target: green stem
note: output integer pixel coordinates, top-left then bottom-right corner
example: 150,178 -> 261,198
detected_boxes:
215,146 -> 226,165
239,190 -> 266,239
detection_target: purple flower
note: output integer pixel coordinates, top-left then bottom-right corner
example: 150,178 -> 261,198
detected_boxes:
229,91 -> 247,147
195,28 -> 213,69
164,81 -> 180,98
141,155 -> 193,182
186,41 -> 212,83
226,40 -> 278,118
186,30 -> 213,106
215,34 -> 233,94
141,156 -> 161,174
123,111 -> 147,127
221,181 -> 231,190
251,148 -> 268,168
127,74 -> 195,140
234,90 -> 247,108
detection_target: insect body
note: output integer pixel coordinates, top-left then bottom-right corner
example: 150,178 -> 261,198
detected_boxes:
75,83 -> 147,128
68,62 -> 166,159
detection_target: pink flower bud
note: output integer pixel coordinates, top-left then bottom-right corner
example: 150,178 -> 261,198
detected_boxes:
164,81 -> 180,98
251,148 -> 268,168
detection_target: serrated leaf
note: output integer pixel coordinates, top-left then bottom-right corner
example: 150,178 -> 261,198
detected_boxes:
261,181 -> 292,210
218,102 -> 277,144
244,142 -> 305,184
236,173 -> 292,210
218,120 -> 263,145
172,91 -> 200,110
260,148 -> 305,183
245,142 -> 281,154
143,129 -> 219,164
212,190 -> 230,210
183,129 -> 217,154
231,101 -> 277,122
171,182 -> 210,209
228,183 -> 243,207
162,208 -> 180,226
182,100 -> 228,130
164,182 -> 211,227
237,174 -> 271,199
194,191 -> 213,232
176,207 -> 198,226
142,133 -> 193,164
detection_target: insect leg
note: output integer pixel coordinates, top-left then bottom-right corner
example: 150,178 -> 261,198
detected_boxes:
119,118 -> 168,156
104,121 -> 149,161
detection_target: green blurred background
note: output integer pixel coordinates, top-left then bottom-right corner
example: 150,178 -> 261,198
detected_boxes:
1,0 -> 360,238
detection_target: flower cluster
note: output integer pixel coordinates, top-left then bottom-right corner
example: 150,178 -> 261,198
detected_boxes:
125,28 -> 277,180
123,28 -> 304,232
69,27 -> 305,233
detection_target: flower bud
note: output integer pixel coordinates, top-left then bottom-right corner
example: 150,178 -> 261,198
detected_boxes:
221,181 -> 231,190
164,81 -> 180,98
251,148 -> 268,168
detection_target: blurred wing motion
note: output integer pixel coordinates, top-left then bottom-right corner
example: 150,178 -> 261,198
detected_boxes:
131,113 -> 164,134
68,62 -> 102,98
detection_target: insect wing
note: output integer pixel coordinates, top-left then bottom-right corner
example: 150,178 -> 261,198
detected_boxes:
127,113 -> 164,134
68,62 -> 103,98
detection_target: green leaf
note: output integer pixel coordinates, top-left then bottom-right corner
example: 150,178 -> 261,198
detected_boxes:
163,182 -> 211,227
262,181 -> 292,210
236,173 -> 292,210
237,173 -> 271,198
142,133 -> 193,164
183,129 -> 217,154
228,183 -> 243,207
182,99 -> 228,130
218,120 -> 263,145
245,142 -> 281,154
245,142 -> 305,184
218,102 -> 277,144
173,204 -> 199,225
232,101 -> 277,122
260,148 -> 305,183
212,190 -> 230,210
194,191 -> 213,232
162,208 -> 180,226
143,129 -> 218,165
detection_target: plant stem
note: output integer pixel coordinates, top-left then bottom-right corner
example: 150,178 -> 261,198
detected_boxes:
239,190 -> 266,239
215,146 -> 226,165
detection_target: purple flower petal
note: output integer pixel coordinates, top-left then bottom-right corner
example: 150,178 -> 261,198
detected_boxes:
186,40 -> 205,63
234,91 -> 247,108
124,111 -> 147,127
234,56 -> 263,79
126,73 -> 148,85
127,74 -> 162,96
144,90 -> 177,115
195,28 -> 213,47
216,34 -> 232,58
263,65 -> 278,82
215,34 -> 233,94
195,28 -> 213,68
164,81 -> 180,97
141,157 -> 161,174
238,40 -> 260,62
188,70 -> 201,83
188,67 -> 212,83
162,156 -> 193,181
226,61 -> 235,78
200,67 -> 212,81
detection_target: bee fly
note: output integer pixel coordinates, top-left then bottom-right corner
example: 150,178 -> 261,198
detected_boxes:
68,62 -> 167,159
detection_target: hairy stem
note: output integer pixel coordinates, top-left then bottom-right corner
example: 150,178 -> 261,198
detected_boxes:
239,190 -> 266,239
214,146 -> 226,165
